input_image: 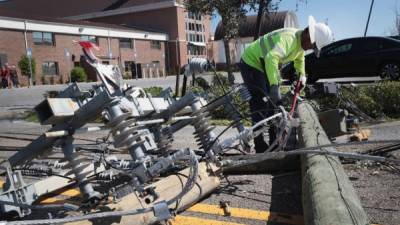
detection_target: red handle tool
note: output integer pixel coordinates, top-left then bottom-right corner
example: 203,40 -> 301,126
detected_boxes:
289,80 -> 303,116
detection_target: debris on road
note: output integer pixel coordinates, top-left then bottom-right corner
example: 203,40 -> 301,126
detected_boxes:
350,129 -> 371,142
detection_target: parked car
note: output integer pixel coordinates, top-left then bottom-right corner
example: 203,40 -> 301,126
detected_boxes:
281,36 -> 400,83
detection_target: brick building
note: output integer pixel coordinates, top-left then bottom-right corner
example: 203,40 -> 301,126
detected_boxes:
0,0 -> 213,75
0,11 -> 168,86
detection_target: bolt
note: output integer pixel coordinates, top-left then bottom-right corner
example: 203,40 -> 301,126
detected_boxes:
219,201 -> 231,216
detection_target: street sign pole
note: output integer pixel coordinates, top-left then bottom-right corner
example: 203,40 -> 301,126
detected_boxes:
133,39 -> 138,80
64,49 -> 71,83
24,20 -> 33,87
27,48 -> 33,87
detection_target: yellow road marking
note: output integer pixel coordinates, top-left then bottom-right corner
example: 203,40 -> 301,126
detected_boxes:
59,188 -> 81,197
188,203 -> 303,225
37,188 -> 81,204
39,197 -> 65,204
171,215 -> 245,225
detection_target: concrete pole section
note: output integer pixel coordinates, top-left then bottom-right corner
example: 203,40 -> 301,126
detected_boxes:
297,102 -> 368,225
67,162 -> 220,225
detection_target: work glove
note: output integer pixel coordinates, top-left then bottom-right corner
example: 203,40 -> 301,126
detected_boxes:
269,85 -> 282,105
293,75 -> 307,90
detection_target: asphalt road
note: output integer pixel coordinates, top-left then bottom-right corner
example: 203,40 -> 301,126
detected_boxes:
0,73 -> 243,107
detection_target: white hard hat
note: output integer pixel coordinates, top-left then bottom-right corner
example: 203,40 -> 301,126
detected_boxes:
308,15 -> 333,57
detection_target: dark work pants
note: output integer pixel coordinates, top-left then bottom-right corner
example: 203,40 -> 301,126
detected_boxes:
238,60 -> 277,153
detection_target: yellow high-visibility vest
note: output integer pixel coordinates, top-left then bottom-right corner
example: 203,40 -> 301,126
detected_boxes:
241,28 -> 306,86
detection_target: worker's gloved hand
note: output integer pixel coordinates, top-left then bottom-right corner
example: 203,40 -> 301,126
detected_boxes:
299,75 -> 307,87
293,75 -> 307,90
269,85 -> 282,105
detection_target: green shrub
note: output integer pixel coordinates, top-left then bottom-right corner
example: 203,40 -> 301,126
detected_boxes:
70,67 -> 87,82
123,72 -> 132,80
186,85 -> 207,96
215,74 -> 249,120
25,112 -> 39,123
18,55 -> 36,77
312,81 -> 400,119
370,82 -> 400,118
144,86 -> 163,97
212,73 -> 230,87
194,77 -> 210,91
341,87 -> 383,118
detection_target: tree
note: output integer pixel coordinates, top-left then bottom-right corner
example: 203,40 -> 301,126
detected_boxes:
392,7 -> 400,35
251,0 -> 283,40
18,55 -> 36,76
186,0 -> 249,84
18,55 -> 36,77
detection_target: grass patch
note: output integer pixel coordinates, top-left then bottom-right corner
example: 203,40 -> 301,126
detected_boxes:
25,112 -> 39,123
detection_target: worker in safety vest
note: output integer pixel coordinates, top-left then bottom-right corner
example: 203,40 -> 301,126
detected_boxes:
239,16 -> 333,153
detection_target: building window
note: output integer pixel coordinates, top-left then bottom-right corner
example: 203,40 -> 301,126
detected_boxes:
42,62 -> 59,75
189,34 -> 196,42
188,11 -> 201,20
196,24 -> 202,32
119,38 -> 132,48
80,35 -> 97,44
188,11 -> 194,19
187,45 -> 205,56
33,32 -> 55,46
189,23 -> 195,31
150,40 -> 161,49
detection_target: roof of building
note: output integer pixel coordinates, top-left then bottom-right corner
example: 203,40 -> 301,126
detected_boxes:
110,0 -> 172,9
214,11 -> 299,41
0,9 -> 168,40
0,0 -> 112,18
0,9 -> 136,31
0,0 -> 177,18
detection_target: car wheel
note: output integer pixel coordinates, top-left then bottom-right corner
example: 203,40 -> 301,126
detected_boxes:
379,62 -> 400,80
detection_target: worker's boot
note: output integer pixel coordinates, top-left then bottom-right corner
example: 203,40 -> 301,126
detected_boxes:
254,135 -> 269,153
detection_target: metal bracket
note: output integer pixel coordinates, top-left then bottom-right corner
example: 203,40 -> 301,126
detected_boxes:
153,201 -> 172,221
0,168 -> 37,217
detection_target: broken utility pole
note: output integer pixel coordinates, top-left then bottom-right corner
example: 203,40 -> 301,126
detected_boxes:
297,102 -> 368,225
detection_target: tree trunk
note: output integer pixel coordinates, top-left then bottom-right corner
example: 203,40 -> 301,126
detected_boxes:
253,0 -> 265,41
223,38 -> 234,84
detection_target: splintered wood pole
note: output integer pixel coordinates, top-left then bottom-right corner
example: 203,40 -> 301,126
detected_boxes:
297,102 -> 368,225
67,162 -> 220,225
